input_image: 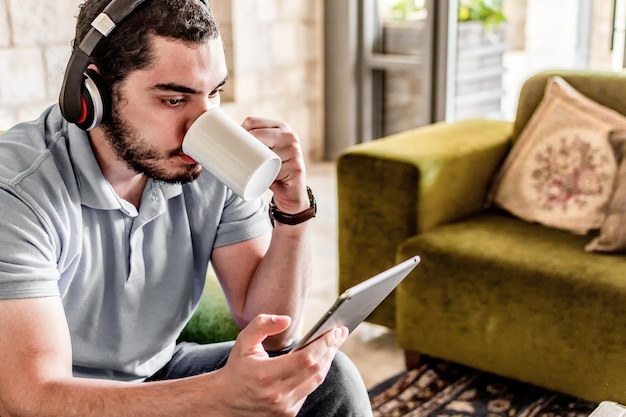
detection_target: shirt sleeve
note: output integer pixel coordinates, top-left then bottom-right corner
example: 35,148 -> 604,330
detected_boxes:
213,192 -> 273,248
0,186 -> 60,299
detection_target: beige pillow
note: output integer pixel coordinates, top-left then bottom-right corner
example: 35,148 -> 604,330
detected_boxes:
585,131 -> 626,252
490,76 -> 626,234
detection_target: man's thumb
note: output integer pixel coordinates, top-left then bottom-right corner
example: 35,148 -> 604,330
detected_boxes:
236,314 -> 291,355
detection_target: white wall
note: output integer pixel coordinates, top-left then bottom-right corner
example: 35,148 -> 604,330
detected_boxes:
501,0 -> 615,120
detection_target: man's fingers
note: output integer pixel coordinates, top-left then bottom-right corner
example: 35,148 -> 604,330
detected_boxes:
278,326 -> 349,393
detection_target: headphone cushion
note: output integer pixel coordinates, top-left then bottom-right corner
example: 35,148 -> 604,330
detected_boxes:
77,69 -> 111,130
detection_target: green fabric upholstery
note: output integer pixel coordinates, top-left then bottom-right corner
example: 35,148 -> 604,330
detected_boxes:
337,118 -> 512,327
336,70 -> 626,403
178,268 -> 240,344
396,212 -> 626,402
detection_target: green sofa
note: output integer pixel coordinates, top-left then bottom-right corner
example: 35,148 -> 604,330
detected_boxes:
337,70 -> 626,403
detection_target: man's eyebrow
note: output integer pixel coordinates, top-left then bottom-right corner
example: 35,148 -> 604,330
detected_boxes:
151,74 -> 229,95
213,75 -> 229,91
152,83 -> 200,95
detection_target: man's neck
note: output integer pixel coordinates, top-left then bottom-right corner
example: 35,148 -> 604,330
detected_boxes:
88,130 -> 148,209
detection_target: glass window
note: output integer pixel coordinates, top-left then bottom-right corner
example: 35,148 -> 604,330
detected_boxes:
360,0 -> 434,139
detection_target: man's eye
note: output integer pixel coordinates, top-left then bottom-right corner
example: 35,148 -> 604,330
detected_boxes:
165,98 -> 185,106
209,88 -> 224,98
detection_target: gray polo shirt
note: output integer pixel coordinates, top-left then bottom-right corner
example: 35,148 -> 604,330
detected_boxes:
0,105 -> 271,380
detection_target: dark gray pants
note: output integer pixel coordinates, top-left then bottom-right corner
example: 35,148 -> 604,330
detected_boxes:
147,341 -> 373,416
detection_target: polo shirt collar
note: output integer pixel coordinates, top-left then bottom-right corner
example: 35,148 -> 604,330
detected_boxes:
68,124 -> 183,211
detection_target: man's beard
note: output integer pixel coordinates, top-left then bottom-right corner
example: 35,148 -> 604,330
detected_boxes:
101,107 -> 201,184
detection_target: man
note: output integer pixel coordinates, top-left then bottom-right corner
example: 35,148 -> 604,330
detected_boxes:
0,0 -> 372,415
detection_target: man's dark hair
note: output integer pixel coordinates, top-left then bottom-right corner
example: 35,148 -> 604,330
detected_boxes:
73,0 -> 220,90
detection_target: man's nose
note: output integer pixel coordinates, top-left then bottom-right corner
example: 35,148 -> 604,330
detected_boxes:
186,101 -> 219,131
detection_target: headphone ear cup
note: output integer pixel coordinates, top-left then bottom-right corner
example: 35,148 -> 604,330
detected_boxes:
76,69 -> 111,130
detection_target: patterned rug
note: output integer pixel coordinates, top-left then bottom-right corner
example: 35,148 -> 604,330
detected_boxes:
368,355 -> 599,417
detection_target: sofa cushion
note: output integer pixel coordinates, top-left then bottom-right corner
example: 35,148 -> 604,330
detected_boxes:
395,212 -> 626,402
490,76 -> 626,234
586,130 -> 626,252
511,71 -> 626,143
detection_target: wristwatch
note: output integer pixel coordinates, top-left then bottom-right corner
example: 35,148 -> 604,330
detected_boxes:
269,186 -> 317,226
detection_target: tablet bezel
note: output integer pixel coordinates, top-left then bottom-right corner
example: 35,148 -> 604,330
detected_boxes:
292,255 -> 420,351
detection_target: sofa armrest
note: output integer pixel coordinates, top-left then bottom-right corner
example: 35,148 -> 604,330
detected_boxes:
336,118 -> 512,328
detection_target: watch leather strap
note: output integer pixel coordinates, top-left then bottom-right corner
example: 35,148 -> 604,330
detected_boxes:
269,186 -> 317,226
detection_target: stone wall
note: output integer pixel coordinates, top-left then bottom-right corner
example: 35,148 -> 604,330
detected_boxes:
0,0 -> 324,162
0,0 -> 82,129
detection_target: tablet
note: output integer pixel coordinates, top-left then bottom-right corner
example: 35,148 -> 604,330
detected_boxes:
292,255 -> 420,351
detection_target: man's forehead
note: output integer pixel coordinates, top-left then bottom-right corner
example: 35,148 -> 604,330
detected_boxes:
140,35 -> 228,88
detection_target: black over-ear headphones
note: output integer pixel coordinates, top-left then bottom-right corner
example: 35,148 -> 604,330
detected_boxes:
59,0 -> 149,130
59,0 -> 209,131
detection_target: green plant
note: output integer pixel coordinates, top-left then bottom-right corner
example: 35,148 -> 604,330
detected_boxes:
458,0 -> 506,29
390,0 -> 425,21
389,0 -> 506,29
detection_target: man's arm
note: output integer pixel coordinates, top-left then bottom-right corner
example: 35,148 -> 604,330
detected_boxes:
0,297 -> 346,417
0,296 -> 201,416
211,116 -> 314,351
211,221 -> 311,350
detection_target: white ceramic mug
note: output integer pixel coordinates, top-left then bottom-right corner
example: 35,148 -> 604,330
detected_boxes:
182,108 -> 281,201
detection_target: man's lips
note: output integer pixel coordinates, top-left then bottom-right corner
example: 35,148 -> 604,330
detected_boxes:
179,153 -> 198,165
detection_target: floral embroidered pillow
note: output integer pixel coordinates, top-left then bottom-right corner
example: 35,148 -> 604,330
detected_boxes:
585,131 -> 626,252
489,76 -> 626,234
